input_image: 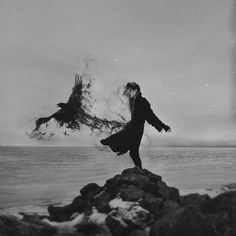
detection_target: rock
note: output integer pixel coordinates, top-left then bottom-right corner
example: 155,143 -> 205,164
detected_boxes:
47,195 -> 92,222
199,191 -> 236,235
0,215 -> 55,236
80,183 -> 103,199
150,206 -> 215,236
154,180 -> 180,201
128,229 -> 149,236
119,185 -> 145,201
76,221 -> 111,236
71,196 -> 91,214
200,191 -> 236,214
106,215 -> 132,236
105,173 -> 152,195
92,191 -> 113,213
48,204 -> 75,222
121,167 -> 147,176
142,169 -> 162,183
180,193 -> 211,206
121,204 -> 151,229
151,199 -> 181,221
109,198 -> 152,229
2,167 -> 236,236
140,192 -> 163,212
121,168 -> 162,183
105,169 -> 179,201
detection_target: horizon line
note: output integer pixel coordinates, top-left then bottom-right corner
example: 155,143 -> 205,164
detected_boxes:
0,145 -> 236,148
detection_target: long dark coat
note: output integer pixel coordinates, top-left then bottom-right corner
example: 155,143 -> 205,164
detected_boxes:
102,92 -> 167,154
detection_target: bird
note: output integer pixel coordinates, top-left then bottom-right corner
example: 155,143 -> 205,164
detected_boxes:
33,74 -> 125,136
33,74 -> 91,132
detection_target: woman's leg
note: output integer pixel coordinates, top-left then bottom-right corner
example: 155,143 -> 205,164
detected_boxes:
129,125 -> 144,169
129,146 -> 142,169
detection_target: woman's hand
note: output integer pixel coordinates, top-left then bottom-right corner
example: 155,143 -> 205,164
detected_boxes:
163,124 -> 171,132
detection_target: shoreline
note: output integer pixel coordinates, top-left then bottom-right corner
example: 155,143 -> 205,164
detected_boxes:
1,178 -> 236,218
0,167 -> 236,236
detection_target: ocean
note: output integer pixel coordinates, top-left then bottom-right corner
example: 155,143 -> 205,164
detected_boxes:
0,146 -> 235,215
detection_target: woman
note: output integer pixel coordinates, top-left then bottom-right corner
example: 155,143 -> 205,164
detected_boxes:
101,82 -> 171,169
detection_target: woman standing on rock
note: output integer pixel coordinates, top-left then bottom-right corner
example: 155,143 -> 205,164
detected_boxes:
101,82 -> 171,169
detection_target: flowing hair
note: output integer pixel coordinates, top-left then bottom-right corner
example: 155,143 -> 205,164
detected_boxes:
123,82 -> 141,115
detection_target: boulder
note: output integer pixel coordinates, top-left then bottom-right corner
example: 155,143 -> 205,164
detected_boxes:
180,193 -> 211,206
76,221 -> 111,236
80,183 -> 103,199
151,199 -> 181,221
109,198 -> 152,230
154,180 -> 180,201
142,169 -> 162,183
105,173 -> 152,195
122,167 -> 162,183
106,215 -> 129,236
48,195 -> 92,222
0,215 -> 55,236
150,206 -> 215,236
92,190 -> 113,213
119,185 -> 145,201
140,193 -> 163,213
71,195 -> 91,214
150,191 -> 236,236
128,229 -> 150,236
121,167 -> 147,176
105,168 -> 179,201
200,191 -> 236,214
48,204 -> 75,222
2,167 -> 236,236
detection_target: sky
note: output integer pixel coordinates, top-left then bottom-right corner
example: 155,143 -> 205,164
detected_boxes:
0,0 -> 235,146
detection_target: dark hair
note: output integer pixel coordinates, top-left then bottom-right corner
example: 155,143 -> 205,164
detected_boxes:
125,82 -> 140,92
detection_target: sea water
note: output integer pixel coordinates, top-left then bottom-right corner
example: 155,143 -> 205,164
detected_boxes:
0,146 -> 235,215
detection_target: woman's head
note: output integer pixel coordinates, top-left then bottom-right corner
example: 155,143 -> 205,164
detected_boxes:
123,82 -> 140,98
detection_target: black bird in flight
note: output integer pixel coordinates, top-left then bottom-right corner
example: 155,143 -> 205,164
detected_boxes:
33,74 -> 125,137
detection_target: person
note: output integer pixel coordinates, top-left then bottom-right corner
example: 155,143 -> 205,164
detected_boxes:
100,82 -> 171,169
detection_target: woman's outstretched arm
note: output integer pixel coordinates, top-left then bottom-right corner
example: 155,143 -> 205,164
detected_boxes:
143,99 -> 171,132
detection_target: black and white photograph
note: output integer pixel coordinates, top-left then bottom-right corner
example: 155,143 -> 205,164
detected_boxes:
0,0 -> 235,235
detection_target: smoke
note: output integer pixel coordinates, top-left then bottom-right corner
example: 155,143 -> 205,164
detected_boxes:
77,57 -> 129,124
26,119 -> 69,141
103,85 -> 130,121
27,57 -> 131,145
28,71 -> 127,141
91,83 -> 131,151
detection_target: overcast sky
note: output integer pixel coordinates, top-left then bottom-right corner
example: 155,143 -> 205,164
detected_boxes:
0,0 -> 235,146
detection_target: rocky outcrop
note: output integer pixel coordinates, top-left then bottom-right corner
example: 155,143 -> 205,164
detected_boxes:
0,167 -> 236,236
0,214 -> 55,236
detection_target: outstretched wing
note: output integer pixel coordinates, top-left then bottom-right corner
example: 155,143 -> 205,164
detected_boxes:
66,74 -> 84,110
30,73 -> 125,140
